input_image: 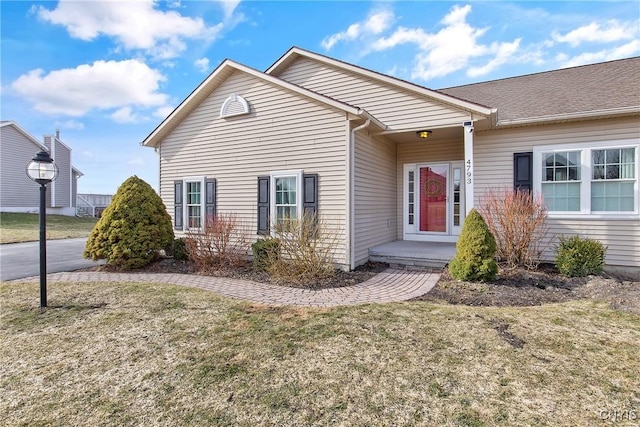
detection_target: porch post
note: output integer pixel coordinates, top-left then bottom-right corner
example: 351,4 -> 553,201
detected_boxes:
463,121 -> 474,215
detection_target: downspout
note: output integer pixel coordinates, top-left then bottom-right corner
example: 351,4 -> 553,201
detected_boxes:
347,118 -> 371,270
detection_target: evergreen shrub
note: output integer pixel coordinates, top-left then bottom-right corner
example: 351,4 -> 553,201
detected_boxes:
449,208 -> 498,282
83,176 -> 174,269
251,238 -> 279,271
172,238 -> 188,261
555,235 -> 606,277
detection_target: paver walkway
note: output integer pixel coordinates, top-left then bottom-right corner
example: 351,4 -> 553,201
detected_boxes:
13,268 -> 440,307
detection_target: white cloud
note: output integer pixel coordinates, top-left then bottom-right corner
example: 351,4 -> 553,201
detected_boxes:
154,105 -> 175,119
322,9 -> 394,50
558,40 -> 640,68
553,20 -> 637,47
467,39 -> 522,77
218,0 -> 241,19
110,106 -> 141,124
373,5 -> 505,80
194,57 -> 210,72
11,59 -> 168,116
36,0 -> 222,59
54,119 -> 85,130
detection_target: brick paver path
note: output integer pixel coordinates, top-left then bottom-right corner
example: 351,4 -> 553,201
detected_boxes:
14,269 -> 439,307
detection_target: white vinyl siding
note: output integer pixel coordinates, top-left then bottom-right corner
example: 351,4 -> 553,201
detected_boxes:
158,70 -> 348,265
0,125 -> 43,208
474,117 -> 640,267
45,137 -> 72,208
353,132 -> 397,266
277,57 -> 471,130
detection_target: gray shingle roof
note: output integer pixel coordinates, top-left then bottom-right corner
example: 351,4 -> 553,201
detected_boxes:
438,57 -> 640,123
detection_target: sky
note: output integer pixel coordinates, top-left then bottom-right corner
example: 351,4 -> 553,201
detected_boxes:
1,0 -> 639,195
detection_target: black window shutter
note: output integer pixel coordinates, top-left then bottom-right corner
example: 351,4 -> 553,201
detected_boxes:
303,173 -> 318,220
205,178 -> 216,223
257,176 -> 270,235
174,180 -> 183,230
514,152 -> 533,193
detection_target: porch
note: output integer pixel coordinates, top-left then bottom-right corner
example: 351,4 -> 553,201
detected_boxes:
369,241 -> 456,269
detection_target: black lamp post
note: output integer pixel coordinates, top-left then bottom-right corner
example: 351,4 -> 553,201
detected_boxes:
26,151 -> 59,308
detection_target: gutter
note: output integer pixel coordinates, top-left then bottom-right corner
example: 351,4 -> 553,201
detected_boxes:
496,106 -> 639,127
347,118 -> 371,271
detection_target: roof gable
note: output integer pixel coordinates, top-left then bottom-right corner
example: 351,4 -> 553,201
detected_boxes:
267,47 -> 494,118
439,57 -> 640,125
0,121 -> 47,151
142,59 -> 385,148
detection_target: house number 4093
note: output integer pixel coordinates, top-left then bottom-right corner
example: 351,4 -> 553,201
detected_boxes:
466,159 -> 472,184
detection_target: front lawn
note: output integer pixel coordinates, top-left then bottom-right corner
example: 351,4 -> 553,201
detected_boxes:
1,281 -> 638,426
0,212 -> 98,243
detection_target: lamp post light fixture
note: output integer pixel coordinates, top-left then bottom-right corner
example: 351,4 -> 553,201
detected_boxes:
26,151 -> 59,308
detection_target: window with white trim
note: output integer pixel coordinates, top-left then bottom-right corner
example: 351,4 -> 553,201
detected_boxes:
270,170 -> 303,228
186,181 -> 202,228
533,141 -> 639,216
184,178 -> 204,229
591,147 -> 636,211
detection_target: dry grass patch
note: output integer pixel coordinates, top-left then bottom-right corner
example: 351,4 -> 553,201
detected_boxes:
1,281 -> 639,426
0,213 -> 98,243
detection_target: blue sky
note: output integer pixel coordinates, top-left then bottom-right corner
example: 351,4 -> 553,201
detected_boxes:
2,0 -> 639,194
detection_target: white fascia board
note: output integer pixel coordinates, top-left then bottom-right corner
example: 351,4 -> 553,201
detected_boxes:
267,47 -> 495,117
496,106 -> 640,127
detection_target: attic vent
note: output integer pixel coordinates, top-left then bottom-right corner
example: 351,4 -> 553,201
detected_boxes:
220,94 -> 250,118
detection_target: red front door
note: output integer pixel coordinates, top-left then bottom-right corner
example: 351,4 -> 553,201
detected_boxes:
419,165 -> 447,232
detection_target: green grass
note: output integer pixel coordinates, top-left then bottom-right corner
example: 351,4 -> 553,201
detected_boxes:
1,281 -> 639,426
0,212 -> 97,243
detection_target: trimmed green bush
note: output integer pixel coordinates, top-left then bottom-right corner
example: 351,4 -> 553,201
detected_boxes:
449,209 -> 498,282
83,176 -> 174,269
555,235 -> 606,277
172,238 -> 188,261
251,238 -> 279,271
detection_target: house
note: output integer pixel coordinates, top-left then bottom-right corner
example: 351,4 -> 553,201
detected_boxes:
1,121 -> 83,216
141,48 -> 640,277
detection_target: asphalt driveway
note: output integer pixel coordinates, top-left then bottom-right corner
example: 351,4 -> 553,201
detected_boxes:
0,238 -> 103,281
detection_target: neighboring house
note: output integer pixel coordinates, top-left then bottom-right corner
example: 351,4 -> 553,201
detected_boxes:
141,47 -> 639,275
77,193 -> 113,217
0,121 -> 83,216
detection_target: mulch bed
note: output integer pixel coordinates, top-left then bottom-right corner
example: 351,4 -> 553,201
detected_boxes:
92,258 -> 390,290
412,264 -> 640,315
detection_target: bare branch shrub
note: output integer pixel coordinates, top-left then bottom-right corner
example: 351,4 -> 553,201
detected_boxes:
479,187 -> 551,269
267,212 -> 340,285
185,213 -> 249,272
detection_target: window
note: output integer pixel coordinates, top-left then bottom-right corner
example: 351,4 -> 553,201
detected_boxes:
271,171 -> 303,229
173,177 -> 216,231
591,148 -> 635,211
185,181 -> 202,228
534,141 -> 639,216
257,171 -> 317,235
275,176 -> 297,226
541,151 -> 581,211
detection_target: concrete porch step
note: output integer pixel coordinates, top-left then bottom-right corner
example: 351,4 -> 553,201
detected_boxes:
369,241 -> 456,270
370,255 -> 448,269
